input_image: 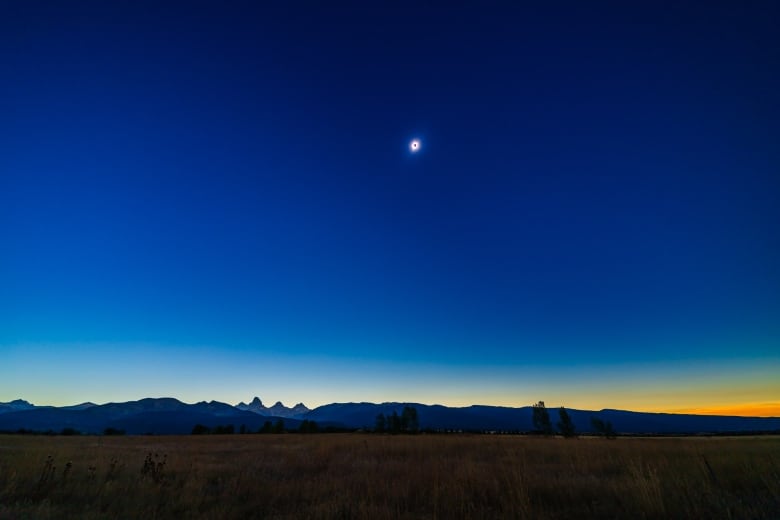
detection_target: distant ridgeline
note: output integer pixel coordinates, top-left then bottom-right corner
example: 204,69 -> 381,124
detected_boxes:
1,398 -> 778,436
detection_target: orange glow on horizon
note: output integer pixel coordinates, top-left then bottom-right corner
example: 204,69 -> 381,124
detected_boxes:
669,402 -> 780,417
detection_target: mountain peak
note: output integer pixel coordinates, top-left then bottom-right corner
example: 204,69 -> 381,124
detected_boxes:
233,399 -> 310,418
2,399 -> 33,406
0,399 -> 35,411
62,402 -> 97,411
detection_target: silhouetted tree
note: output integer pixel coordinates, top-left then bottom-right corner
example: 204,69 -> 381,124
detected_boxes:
299,420 -> 318,433
259,420 -> 273,434
60,427 -> 80,436
192,424 -> 211,435
591,416 -> 616,439
375,413 -> 386,433
213,424 -> 235,434
273,419 -> 285,434
239,424 -> 247,434
557,407 -> 577,438
401,406 -> 419,433
532,401 -> 553,435
389,411 -> 402,434
103,427 -> 126,436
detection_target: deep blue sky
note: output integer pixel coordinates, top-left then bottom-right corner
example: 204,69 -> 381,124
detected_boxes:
2,2 -> 779,413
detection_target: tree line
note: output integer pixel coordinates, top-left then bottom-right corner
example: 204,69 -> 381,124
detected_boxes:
532,401 -> 616,438
374,406 -> 419,434
191,419 -> 319,435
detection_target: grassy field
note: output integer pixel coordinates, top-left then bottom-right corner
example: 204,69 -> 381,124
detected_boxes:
0,434 -> 778,519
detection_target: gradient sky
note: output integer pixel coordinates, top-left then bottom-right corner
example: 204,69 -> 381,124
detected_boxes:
2,2 -> 779,416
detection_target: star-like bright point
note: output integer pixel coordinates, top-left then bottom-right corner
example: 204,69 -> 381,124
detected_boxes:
410,139 -> 421,152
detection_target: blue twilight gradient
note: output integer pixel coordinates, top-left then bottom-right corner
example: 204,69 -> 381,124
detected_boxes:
1,2 -> 779,410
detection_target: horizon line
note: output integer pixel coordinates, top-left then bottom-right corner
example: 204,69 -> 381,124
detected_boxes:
3,396 -> 779,419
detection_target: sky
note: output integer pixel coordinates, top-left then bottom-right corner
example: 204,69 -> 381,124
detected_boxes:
1,1 -> 779,416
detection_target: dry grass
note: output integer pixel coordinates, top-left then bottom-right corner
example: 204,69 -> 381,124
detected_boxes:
0,434 -> 778,519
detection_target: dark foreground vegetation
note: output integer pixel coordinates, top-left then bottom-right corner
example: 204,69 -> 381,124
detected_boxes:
0,434 -> 778,519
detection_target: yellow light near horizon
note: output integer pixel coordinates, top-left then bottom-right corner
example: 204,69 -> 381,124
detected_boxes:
670,402 -> 780,417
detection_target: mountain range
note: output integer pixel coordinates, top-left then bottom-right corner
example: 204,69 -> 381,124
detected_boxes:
0,398 -> 778,435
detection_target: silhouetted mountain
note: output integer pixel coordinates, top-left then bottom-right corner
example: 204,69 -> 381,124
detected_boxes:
0,400 -> 97,415
583,408 -> 780,434
61,402 -> 98,411
236,396 -> 265,412
304,402 -> 531,430
0,398 -> 300,434
0,399 -> 35,414
235,397 -> 310,418
2,398 -> 777,435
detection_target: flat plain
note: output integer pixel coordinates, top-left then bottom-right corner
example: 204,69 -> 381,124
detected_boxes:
0,434 -> 778,519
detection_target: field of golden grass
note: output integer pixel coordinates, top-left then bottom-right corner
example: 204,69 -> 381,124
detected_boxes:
0,434 -> 778,519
